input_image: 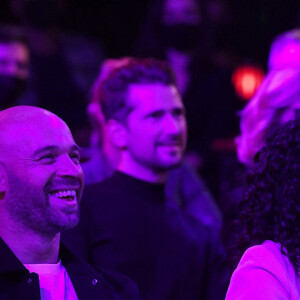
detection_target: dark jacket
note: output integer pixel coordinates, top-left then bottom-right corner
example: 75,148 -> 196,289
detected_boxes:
0,238 -> 139,300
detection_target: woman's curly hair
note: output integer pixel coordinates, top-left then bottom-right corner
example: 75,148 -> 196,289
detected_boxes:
234,119 -> 300,273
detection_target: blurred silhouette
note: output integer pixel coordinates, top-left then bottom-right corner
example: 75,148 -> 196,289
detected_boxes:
0,25 -> 30,109
237,29 -> 300,166
9,0 -> 105,144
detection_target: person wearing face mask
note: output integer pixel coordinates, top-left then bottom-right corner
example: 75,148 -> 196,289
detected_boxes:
0,25 -> 30,109
8,0 -> 105,145
133,0 -> 239,200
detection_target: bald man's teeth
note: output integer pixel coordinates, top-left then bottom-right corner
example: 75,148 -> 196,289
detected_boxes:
50,190 -> 77,200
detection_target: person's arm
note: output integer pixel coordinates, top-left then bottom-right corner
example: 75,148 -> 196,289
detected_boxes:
203,228 -> 230,300
166,161 -> 223,230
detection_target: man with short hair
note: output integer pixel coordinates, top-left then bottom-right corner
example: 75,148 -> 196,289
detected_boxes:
0,106 -> 138,299
64,59 -> 228,300
82,57 -> 222,230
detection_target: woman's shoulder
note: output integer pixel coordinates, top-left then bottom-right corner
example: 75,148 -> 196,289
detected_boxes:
240,240 -> 283,265
226,240 -> 300,300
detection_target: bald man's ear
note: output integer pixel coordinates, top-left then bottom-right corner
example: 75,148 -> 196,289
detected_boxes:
0,164 -> 7,200
106,119 -> 127,149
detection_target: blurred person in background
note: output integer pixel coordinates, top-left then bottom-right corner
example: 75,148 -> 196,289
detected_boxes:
226,119 -> 300,299
8,0 -> 105,144
133,0 -> 239,199
0,25 -> 30,109
236,29 -> 300,167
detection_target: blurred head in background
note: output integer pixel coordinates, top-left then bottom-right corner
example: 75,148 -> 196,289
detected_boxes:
0,26 -> 29,109
236,29 -> 300,166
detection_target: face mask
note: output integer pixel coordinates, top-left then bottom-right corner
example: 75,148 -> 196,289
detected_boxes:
160,24 -> 202,52
0,75 -> 27,109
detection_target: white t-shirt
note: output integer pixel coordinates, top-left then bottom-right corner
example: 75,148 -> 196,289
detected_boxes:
24,260 -> 78,300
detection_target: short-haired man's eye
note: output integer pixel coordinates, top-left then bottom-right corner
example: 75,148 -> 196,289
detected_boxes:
173,109 -> 185,118
70,153 -> 80,164
149,111 -> 164,119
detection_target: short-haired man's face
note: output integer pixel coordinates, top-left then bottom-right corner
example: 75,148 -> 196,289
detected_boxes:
1,110 -> 84,236
122,83 -> 187,176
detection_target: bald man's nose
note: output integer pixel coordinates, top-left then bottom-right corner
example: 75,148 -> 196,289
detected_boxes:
56,155 -> 83,178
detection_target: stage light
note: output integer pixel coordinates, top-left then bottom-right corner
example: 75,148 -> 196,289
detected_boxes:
232,65 -> 265,100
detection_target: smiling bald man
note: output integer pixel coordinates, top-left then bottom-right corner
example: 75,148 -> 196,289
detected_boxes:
0,106 -> 138,300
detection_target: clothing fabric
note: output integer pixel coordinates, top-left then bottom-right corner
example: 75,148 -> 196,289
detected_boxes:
63,171 -> 229,300
24,261 -> 78,300
0,237 -> 139,300
82,153 -> 222,231
226,240 -> 300,300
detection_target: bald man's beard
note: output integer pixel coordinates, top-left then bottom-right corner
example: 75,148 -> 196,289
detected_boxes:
5,172 -> 80,237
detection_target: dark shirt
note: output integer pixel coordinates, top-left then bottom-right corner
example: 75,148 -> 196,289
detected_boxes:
82,153 -> 222,231
0,237 -> 139,300
63,171 -> 229,300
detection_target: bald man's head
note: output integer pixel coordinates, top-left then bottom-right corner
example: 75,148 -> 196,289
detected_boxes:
0,106 -> 69,155
0,105 -> 58,126
0,106 -> 84,237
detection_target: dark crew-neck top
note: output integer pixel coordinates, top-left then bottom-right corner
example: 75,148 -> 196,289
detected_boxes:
107,171 -> 166,203
64,171 -> 228,300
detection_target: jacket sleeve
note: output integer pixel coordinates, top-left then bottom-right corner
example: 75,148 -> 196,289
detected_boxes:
166,162 -> 223,231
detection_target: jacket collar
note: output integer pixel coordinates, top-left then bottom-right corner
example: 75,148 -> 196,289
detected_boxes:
0,237 -> 102,280
59,242 -> 101,276
0,237 -> 27,273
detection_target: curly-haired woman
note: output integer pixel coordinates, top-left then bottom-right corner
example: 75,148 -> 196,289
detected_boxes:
226,119 -> 300,299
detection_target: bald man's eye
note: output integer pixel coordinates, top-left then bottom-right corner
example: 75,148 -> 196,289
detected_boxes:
38,154 -> 56,164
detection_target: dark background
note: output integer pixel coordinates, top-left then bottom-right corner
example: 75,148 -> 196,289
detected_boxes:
1,0 -> 300,65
